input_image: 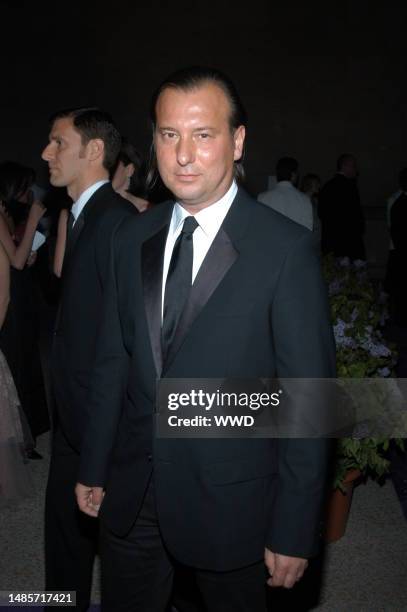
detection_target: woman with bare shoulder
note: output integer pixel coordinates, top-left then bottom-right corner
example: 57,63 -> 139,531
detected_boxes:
111,139 -> 151,212
0,242 -> 34,506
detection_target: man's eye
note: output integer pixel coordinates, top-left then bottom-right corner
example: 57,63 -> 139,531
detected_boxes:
163,132 -> 176,139
198,133 -> 210,139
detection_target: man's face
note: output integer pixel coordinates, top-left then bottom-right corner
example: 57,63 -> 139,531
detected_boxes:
41,117 -> 88,189
343,157 -> 358,179
154,82 -> 245,210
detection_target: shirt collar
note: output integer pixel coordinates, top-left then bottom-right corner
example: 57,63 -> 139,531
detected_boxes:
277,180 -> 295,189
171,181 -> 238,238
71,180 -> 109,220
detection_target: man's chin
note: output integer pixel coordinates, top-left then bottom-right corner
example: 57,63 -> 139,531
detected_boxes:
49,175 -> 65,187
171,184 -> 203,205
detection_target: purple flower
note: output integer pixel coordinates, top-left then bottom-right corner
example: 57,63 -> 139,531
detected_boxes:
361,340 -> 391,358
351,308 -> 359,322
333,319 -> 357,348
329,279 -> 342,296
377,367 -> 391,377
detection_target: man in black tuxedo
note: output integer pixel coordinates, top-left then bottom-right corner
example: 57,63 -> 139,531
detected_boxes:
390,168 -> 407,328
318,153 -> 365,260
76,68 -> 335,612
41,107 -> 136,610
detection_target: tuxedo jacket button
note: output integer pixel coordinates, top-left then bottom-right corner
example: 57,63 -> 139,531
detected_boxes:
147,454 -> 153,461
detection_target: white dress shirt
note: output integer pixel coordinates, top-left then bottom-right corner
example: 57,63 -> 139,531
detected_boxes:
258,180 -> 313,230
161,181 -> 238,318
71,180 -> 109,224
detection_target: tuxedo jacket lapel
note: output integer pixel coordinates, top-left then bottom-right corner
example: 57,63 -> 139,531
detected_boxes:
141,208 -> 173,378
62,184 -> 112,274
63,213 -> 85,269
161,189 -> 253,372
163,227 -> 238,373
142,188 -> 252,377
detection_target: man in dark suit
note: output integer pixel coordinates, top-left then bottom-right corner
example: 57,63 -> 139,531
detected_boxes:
318,154 -> 365,260
76,68 -> 335,612
390,168 -> 407,328
41,107 -> 136,610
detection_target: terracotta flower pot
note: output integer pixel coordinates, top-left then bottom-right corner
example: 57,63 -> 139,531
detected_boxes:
325,469 -> 361,543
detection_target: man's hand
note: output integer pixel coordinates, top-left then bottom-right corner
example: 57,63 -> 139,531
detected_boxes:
75,482 -> 104,517
264,548 -> 308,589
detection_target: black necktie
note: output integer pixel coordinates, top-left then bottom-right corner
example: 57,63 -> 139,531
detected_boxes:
63,210 -> 82,267
66,211 -> 75,241
162,215 -> 199,359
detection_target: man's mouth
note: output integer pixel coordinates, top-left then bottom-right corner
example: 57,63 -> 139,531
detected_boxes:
175,174 -> 199,181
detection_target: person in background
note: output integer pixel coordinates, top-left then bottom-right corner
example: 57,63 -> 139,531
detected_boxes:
387,170 -> 407,523
0,241 -> 34,506
318,154 -> 365,260
389,168 -> 407,328
112,139 -> 150,211
384,168 -> 407,313
301,173 -> 321,242
0,161 -> 48,457
258,157 -> 313,230
0,161 -> 45,269
54,140 -> 149,278
42,106 -> 136,612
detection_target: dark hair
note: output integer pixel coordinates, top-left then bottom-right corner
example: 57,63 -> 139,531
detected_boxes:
0,161 -> 35,225
301,173 -> 320,194
337,153 -> 355,171
399,168 -> 407,192
276,157 -> 298,182
147,66 -> 248,189
49,107 -> 121,171
115,139 -> 147,197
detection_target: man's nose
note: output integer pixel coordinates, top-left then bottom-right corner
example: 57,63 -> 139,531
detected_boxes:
41,143 -> 53,161
176,137 -> 195,166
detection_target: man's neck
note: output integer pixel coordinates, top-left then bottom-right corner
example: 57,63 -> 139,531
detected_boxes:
68,172 -> 108,202
178,181 -> 236,215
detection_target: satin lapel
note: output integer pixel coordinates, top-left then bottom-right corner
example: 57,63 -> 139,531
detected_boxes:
61,183 -> 112,274
163,227 -> 238,373
142,224 -> 169,378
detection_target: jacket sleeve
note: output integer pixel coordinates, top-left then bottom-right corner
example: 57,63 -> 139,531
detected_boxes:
78,218 -> 131,486
267,231 -> 336,558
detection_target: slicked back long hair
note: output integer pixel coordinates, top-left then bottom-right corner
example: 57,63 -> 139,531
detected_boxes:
146,66 -> 248,192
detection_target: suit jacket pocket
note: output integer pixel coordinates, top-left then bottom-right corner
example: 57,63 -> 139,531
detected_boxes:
205,457 -> 276,485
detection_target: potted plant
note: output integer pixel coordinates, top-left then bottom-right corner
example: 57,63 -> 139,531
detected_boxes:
322,256 -> 405,541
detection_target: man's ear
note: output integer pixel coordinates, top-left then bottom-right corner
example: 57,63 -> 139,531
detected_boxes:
87,138 -> 105,163
233,125 -> 245,162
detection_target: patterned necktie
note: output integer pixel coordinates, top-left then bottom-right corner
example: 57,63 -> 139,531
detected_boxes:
162,216 -> 199,360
